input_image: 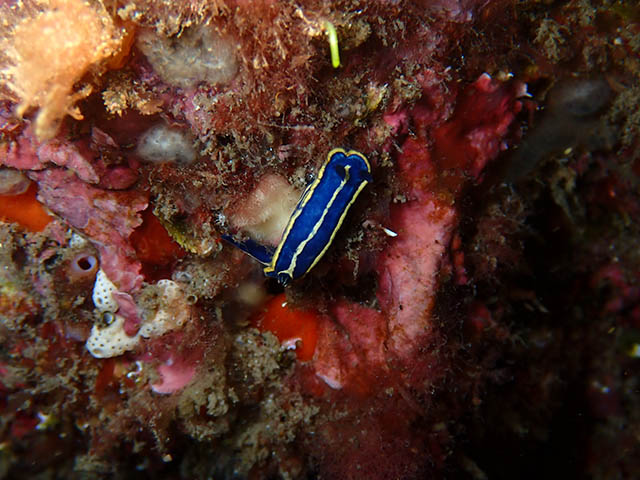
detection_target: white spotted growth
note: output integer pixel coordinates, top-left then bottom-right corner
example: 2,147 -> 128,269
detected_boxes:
86,279 -> 192,359
92,269 -> 118,313
139,280 -> 188,338
86,314 -> 139,358
68,231 -> 88,248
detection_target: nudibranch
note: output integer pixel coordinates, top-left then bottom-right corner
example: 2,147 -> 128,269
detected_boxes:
224,148 -> 372,286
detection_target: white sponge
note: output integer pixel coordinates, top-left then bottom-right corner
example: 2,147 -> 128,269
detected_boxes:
86,314 -> 140,358
92,269 -> 118,313
137,124 -> 196,165
87,279 -> 191,358
139,280 -> 187,338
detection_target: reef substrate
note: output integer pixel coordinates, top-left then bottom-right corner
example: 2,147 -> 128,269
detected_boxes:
0,0 -> 639,479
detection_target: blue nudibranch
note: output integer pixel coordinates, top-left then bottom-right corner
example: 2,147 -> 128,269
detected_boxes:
223,148 -> 372,286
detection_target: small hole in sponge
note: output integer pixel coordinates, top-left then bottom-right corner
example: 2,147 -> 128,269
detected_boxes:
76,255 -> 96,271
69,253 -> 98,280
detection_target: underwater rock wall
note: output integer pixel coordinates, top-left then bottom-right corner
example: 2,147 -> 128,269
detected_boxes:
0,0 -> 639,478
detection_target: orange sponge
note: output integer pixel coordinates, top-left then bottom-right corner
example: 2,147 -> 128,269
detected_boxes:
0,182 -> 52,232
130,208 -> 186,266
254,293 -> 319,362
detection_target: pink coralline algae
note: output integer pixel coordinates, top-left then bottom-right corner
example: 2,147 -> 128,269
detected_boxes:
150,355 -> 198,394
28,167 -> 147,291
376,75 -> 522,360
0,0 -> 639,479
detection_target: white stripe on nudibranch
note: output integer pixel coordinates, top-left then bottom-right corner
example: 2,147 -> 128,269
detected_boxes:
280,165 -> 351,278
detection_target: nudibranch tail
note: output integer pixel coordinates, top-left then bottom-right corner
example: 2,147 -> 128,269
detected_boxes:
221,234 -> 275,265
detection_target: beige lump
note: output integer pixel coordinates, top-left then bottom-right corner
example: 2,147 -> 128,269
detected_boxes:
136,25 -> 238,89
